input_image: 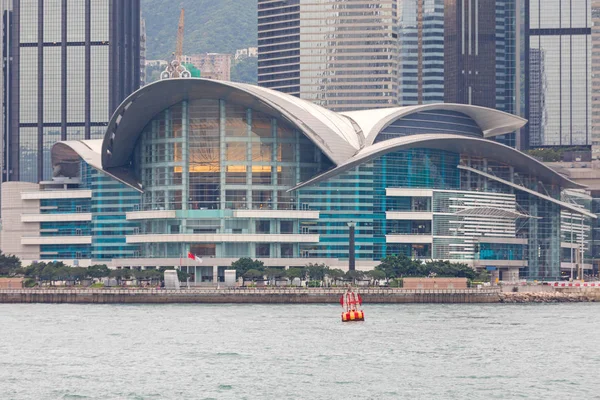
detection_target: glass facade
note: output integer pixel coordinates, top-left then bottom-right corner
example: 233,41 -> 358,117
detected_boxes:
374,110 -> 483,142
134,99 -> 333,258
592,1 -> 600,159
528,0 -> 592,147
2,0 -> 140,183
399,0 -> 445,105
258,0 -> 400,111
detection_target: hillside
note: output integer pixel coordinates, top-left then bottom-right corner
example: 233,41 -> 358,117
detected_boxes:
142,0 -> 257,60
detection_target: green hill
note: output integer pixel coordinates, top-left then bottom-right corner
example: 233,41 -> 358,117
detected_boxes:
142,0 -> 257,60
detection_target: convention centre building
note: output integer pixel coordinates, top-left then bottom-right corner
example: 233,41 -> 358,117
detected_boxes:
1,79 -> 595,282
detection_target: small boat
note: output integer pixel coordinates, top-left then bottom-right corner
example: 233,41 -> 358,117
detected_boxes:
340,288 -> 365,322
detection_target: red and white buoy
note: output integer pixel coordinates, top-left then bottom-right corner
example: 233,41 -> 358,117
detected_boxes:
340,288 -> 365,322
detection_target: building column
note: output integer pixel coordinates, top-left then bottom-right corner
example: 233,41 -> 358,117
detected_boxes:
213,265 -> 218,283
507,267 -> 520,282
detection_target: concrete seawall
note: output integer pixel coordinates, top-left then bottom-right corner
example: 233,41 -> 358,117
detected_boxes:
0,288 -> 502,304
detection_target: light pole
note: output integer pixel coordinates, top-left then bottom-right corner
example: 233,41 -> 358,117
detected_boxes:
348,221 -> 356,271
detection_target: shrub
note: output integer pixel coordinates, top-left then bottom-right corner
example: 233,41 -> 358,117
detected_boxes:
90,283 -> 104,288
23,278 -> 37,288
389,278 -> 403,288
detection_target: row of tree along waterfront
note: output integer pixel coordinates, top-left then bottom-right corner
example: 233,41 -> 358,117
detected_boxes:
0,252 -> 489,288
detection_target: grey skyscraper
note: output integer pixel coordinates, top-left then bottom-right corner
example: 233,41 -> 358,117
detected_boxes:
1,0 -> 141,183
526,0 -> 592,147
257,0 -> 400,112
398,0 -> 524,148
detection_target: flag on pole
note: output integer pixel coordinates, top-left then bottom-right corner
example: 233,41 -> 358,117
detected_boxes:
187,252 -> 203,263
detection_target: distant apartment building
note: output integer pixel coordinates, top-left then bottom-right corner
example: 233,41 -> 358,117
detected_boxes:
1,0 -> 141,183
257,0 -> 400,112
182,53 -> 231,81
526,0 -> 592,148
235,47 -> 258,60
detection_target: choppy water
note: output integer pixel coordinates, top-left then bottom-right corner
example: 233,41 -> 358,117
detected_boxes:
1,303 -> 600,399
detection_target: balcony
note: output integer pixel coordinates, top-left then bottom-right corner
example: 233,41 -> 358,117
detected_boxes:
126,210 -> 177,220
21,213 -> 92,223
21,190 -> 92,200
386,211 -> 433,220
386,234 -> 433,244
21,236 -> 92,245
126,233 -> 320,244
232,210 -> 319,219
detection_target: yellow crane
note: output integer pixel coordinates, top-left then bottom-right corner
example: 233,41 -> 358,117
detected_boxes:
161,8 -> 190,79
175,8 -> 184,61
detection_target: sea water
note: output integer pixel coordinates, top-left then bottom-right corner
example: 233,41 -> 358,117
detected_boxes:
1,303 -> 599,399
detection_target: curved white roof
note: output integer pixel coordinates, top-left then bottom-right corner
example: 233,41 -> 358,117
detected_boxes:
50,78 -> 581,196
291,134 -> 584,190
341,103 -> 527,146
102,79 -> 359,168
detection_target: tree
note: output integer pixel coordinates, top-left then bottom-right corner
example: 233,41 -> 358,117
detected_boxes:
285,267 -> 305,284
231,57 -> 258,84
326,269 -> 345,284
306,263 -> 328,282
376,254 -> 426,279
109,269 -> 125,285
0,251 -> 21,276
345,270 -> 365,285
264,268 -> 285,285
366,269 -> 386,285
88,264 -> 110,280
229,258 -> 265,277
242,269 -> 264,284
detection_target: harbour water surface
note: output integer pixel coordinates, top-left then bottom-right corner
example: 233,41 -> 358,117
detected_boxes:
1,303 -> 599,399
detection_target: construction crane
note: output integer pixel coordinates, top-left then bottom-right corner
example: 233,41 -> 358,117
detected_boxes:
161,8 -> 190,80
175,8 -> 185,61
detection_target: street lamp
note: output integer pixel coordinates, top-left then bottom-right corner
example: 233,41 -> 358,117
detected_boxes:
348,221 -> 356,271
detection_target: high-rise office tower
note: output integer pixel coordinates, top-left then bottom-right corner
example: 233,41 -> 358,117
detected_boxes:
526,0 -> 592,147
1,0 -> 141,183
444,0 -> 497,108
399,0 -> 445,105
257,0 -> 400,112
592,1 -> 600,159
398,0 -> 524,147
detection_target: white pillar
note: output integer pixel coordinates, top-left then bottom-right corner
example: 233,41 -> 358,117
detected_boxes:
213,265 -> 218,283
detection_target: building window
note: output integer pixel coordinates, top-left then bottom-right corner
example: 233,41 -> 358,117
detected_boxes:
256,220 -> 270,234
256,243 -> 270,257
281,243 -> 293,257
280,221 -> 293,234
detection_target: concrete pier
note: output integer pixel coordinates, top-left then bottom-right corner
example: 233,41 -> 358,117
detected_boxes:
0,288 -> 502,304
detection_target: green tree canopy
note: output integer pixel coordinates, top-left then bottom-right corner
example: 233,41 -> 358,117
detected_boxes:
242,269 -> 264,282
0,251 -> 21,277
230,258 -> 265,277
306,263 -> 328,281
88,264 -> 110,279
326,269 -> 345,282
285,267 -> 306,282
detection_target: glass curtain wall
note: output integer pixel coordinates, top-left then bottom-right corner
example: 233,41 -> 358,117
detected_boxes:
135,99 -> 333,258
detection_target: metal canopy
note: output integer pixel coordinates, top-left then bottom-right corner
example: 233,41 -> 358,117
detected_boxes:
458,165 -> 596,219
453,207 -> 538,220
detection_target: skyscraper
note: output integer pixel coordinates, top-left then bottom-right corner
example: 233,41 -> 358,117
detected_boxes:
258,0 -> 400,112
399,0 -> 445,105
592,1 -> 600,159
398,0 -> 524,147
1,0 -> 141,183
526,0 -> 592,147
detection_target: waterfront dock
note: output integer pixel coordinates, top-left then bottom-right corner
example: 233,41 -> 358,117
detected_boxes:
1,287 -> 598,304
0,288 -> 501,304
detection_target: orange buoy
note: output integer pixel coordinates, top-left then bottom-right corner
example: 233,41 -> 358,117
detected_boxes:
340,288 -> 365,322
